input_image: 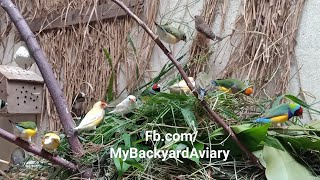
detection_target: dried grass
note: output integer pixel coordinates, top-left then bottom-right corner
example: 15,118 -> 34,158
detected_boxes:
12,0 -> 160,130
187,0 -> 226,77
222,0 -> 305,98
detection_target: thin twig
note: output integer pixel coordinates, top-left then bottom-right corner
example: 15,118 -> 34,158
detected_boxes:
111,0 -> 262,169
0,0 -> 83,155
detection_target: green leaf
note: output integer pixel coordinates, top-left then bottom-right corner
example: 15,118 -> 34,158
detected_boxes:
103,48 -> 114,102
180,107 -> 197,131
285,94 -> 310,108
262,146 -> 317,180
122,133 -> 131,150
125,158 -> 144,171
264,136 -> 285,151
188,142 -> 204,165
277,134 -> 320,152
237,124 -> 270,151
113,157 -> 123,176
231,124 -> 253,134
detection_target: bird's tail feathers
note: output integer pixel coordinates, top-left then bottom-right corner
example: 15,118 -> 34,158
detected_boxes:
8,119 -> 15,125
253,118 -> 271,123
211,80 -> 218,86
198,89 -> 205,101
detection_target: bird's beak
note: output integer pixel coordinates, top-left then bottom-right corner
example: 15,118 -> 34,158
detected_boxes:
131,98 -> 136,103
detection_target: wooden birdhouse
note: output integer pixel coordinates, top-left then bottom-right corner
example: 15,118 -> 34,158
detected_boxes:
0,65 -> 44,114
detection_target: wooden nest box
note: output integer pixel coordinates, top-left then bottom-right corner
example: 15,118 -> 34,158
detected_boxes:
0,65 -> 44,114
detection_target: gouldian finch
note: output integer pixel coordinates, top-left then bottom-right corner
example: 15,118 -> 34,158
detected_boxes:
141,83 -> 161,96
109,95 -> 137,116
42,133 -> 61,151
154,22 -> 187,44
195,72 -> 212,101
74,101 -> 108,132
0,99 -> 8,109
9,120 -> 37,143
168,77 -> 195,95
194,15 -> 222,41
254,103 -> 303,124
212,78 -> 253,96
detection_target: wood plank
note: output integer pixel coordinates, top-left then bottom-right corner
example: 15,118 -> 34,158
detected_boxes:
28,0 -> 144,32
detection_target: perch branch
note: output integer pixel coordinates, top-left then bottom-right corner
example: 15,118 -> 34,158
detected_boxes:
0,128 -> 77,171
0,0 -> 83,155
111,0 -> 262,169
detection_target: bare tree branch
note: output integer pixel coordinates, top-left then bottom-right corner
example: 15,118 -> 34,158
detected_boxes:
0,128 -> 77,171
111,0 -> 262,169
0,0 -> 83,156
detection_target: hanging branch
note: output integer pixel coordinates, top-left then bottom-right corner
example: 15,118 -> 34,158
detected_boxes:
0,128 -> 77,171
111,0 -> 262,169
0,0 -> 83,155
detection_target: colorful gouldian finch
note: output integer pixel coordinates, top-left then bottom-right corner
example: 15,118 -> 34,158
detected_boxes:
109,95 -> 137,116
168,77 -> 195,95
9,120 -> 37,143
74,101 -> 108,132
154,22 -> 187,44
194,15 -> 222,41
42,133 -> 60,151
195,72 -> 212,101
254,103 -> 303,124
0,99 -> 7,109
212,78 -> 253,96
142,83 -> 161,96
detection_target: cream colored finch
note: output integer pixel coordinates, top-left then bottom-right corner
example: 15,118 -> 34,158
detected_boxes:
42,133 -> 60,151
168,77 -> 195,95
74,101 -> 108,132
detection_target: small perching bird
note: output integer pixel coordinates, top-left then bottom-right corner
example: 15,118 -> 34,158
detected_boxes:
154,22 -> 187,44
42,133 -> 61,152
0,99 -> 8,109
74,101 -> 108,132
141,83 -> 161,96
194,15 -> 222,41
254,103 -> 303,124
13,45 -> 35,70
195,72 -> 212,101
212,78 -> 253,96
9,120 -> 37,143
109,95 -> 137,116
168,77 -> 195,95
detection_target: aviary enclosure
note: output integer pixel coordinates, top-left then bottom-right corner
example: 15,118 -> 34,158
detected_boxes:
0,0 -> 319,179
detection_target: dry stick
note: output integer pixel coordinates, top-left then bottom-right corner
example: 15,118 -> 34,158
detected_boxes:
111,0 -> 262,169
0,128 -> 77,171
0,0 -> 83,155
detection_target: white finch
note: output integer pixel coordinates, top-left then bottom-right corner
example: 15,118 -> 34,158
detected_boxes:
109,95 -> 137,116
74,101 -> 108,132
42,133 -> 61,151
168,77 -> 195,95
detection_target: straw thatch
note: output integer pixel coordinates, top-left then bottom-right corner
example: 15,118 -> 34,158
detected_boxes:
22,0 -> 160,130
222,0 -> 305,98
